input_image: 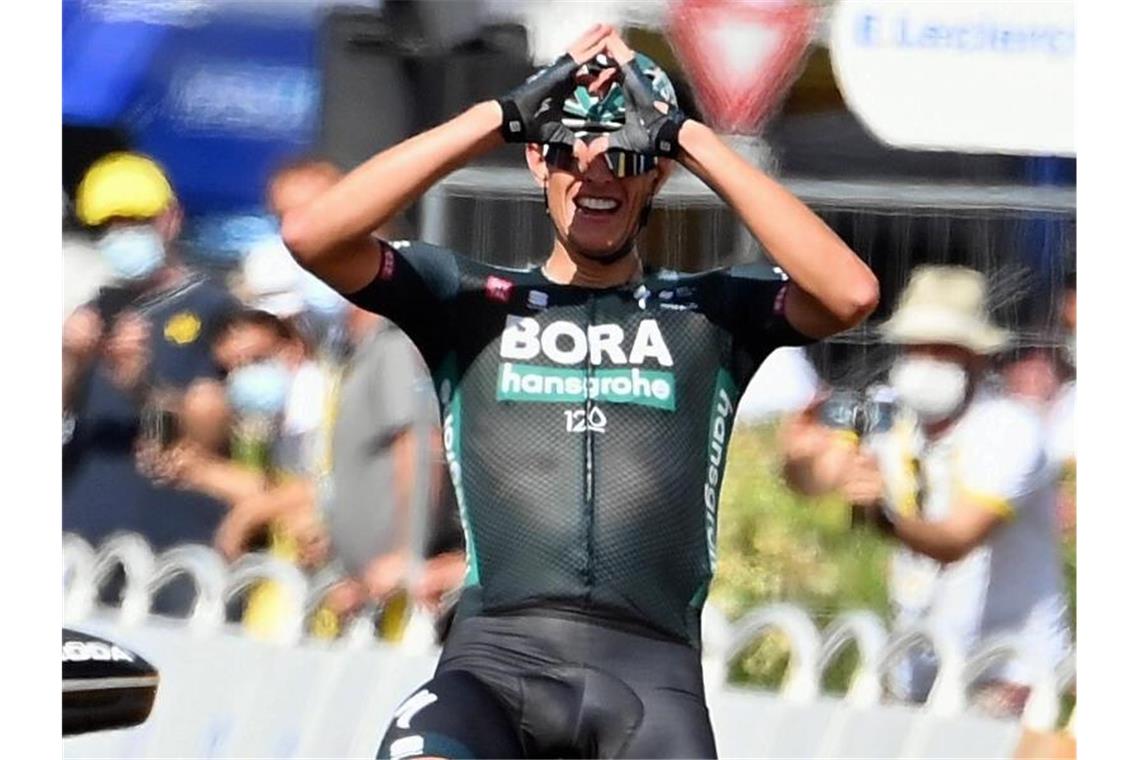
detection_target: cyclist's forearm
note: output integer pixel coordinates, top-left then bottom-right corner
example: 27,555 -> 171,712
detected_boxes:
282,100 -> 504,263
677,120 -> 878,327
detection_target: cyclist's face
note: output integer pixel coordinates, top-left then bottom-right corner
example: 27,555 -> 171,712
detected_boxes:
526,137 -> 668,260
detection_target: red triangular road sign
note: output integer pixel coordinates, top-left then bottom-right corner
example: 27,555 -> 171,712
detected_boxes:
668,0 -> 818,133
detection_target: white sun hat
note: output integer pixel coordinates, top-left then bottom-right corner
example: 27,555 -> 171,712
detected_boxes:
239,237 -> 307,318
880,265 -> 1011,355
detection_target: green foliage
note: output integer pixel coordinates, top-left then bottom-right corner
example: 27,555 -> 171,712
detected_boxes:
710,423 -> 893,691
710,423 -> 1078,696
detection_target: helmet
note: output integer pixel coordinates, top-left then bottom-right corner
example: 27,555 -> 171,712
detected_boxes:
560,53 -> 679,136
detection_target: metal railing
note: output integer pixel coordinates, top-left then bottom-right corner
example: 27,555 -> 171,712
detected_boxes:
64,532 -> 1076,758
420,166 -> 1076,249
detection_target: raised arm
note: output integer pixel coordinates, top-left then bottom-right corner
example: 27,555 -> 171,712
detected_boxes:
677,124 -> 879,338
602,33 -> 879,339
279,104 -> 503,293
280,24 -> 615,294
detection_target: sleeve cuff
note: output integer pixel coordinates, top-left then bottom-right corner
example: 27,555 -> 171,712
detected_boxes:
960,485 -> 1016,520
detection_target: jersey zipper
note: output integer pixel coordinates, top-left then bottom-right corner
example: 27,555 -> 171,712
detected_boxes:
583,293 -> 597,592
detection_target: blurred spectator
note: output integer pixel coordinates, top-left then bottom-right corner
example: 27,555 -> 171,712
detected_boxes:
321,306 -> 466,625
1047,270 -> 1076,535
137,155 -> 467,640
63,153 -> 238,564
781,266 -> 1072,717
194,175 -> 358,572
136,307 -> 331,564
63,234 -> 111,317
212,300 -> 335,635
1000,347 -> 1063,407
223,157 -> 467,639
136,303 -> 332,636
994,267 -> 1076,536
233,238 -> 338,479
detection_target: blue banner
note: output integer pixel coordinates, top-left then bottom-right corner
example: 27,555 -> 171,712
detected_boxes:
63,1 -> 322,218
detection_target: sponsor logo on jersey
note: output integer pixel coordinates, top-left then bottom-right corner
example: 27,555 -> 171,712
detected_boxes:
501,317 -> 674,366
499,363 -> 675,410
380,248 -> 396,280
485,276 -> 513,303
497,316 -> 677,410
634,284 -> 650,310
703,371 -> 738,574
653,286 -> 699,311
564,404 -> 607,432
526,290 -> 549,310
773,283 -> 790,315
394,689 -> 438,729
389,736 -> 426,760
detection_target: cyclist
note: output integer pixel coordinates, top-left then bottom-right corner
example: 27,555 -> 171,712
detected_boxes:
280,25 -> 878,760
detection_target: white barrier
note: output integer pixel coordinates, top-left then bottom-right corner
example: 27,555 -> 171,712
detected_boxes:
63,534 -> 1072,758
145,545 -> 228,636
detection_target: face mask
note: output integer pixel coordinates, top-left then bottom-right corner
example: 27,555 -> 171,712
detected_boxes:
98,226 -> 166,281
888,356 -> 970,424
227,360 -> 292,417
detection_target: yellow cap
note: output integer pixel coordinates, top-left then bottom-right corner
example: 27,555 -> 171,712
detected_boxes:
75,152 -> 175,227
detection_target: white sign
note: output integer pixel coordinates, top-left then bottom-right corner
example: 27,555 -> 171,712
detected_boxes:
829,0 -> 1074,156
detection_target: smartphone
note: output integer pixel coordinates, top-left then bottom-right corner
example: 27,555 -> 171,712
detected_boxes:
142,406 -> 180,448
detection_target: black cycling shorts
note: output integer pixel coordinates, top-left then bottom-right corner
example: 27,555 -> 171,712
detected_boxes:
376,611 -> 717,758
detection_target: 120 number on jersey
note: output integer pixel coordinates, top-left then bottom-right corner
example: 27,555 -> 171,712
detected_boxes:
564,406 -> 608,433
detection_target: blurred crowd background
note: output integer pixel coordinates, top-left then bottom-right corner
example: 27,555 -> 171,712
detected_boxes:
61,0 -> 1076,719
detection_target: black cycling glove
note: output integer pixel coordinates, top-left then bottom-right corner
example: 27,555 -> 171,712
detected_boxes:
496,54 -> 579,147
606,60 -> 688,159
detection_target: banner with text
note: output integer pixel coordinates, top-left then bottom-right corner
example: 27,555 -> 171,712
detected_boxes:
829,0 -> 1074,156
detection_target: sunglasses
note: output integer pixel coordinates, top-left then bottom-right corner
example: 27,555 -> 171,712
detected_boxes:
542,143 -> 658,179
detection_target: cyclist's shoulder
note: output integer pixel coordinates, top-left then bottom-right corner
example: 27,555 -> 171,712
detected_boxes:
447,254 -> 547,293
376,237 -> 457,260
378,238 -> 538,279
642,263 -> 788,308
647,261 -> 788,287
716,261 -> 790,285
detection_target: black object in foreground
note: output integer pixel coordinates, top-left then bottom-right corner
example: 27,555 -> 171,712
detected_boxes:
62,629 -> 158,736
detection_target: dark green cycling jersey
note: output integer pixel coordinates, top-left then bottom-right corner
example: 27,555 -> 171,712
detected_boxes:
345,239 -> 813,648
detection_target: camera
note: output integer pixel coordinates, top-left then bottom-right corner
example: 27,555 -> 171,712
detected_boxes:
816,388 -> 897,439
